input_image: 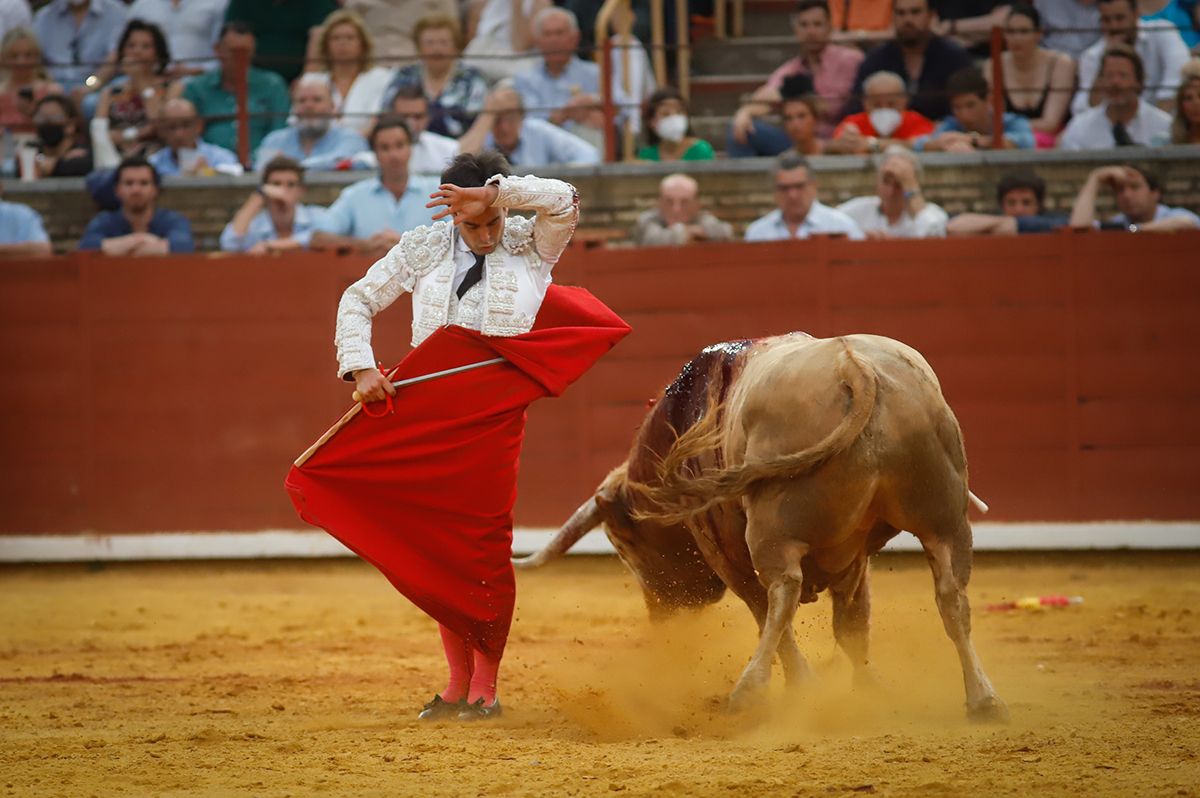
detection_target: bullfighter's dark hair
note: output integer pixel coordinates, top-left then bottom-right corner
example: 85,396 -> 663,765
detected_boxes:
440,151 -> 512,188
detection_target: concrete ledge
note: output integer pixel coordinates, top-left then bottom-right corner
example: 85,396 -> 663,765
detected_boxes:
1,522 -> 1196,562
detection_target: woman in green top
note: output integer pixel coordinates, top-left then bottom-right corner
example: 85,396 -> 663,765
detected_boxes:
636,87 -> 715,162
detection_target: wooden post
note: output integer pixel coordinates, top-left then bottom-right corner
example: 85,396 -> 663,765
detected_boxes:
990,25 -> 1005,150
232,44 -> 251,168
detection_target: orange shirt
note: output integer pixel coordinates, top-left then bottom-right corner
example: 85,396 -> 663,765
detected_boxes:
833,110 -> 935,140
829,0 -> 893,32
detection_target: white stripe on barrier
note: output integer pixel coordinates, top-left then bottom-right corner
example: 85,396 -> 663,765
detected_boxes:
0,523 -> 1196,562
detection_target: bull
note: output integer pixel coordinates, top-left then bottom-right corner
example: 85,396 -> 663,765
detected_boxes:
516,333 -> 1009,722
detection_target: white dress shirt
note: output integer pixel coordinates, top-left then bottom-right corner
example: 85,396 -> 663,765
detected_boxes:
743,201 -> 865,242
1058,100 -> 1173,150
127,0 -> 227,72
836,195 -> 948,238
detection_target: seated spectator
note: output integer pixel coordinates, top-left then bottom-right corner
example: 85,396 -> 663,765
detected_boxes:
94,20 -> 173,159
1069,164 -> 1200,231
223,0 -> 337,84
462,0 -> 550,82
126,0 -> 226,77
729,74 -> 827,158
310,117 -> 438,255
32,0 -> 127,92
254,74 -> 368,171
1142,0 -> 1200,49
148,98 -> 243,177
825,70 -> 934,154
221,155 -> 327,253
0,28 -> 62,141
1059,45 -> 1173,149
918,67 -> 1036,151
176,21 -> 290,156
606,3 -> 656,106
304,9 -> 392,136
1072,0 -> 1189,115
458,85 -> 600,167
632,173 -> 734,246
637,87 -> 714,162
26,94 -> 92,178
381,14 -> 489,139
1170,58 -> 1200,144
728,0 -> 864,150
79,155 -> 194,254
388,85 -> 459,175
745,153 -> 864,242
983,3 -> 1076,148
932,0 -> 1012,55
513,7 -> 634,150
947,169 -> 1070,236
0,183 -> 51,256
844,0 -> 973,123
836,146 -> 948,238
1035,0 -> 1100,60
339,0 -> 458,68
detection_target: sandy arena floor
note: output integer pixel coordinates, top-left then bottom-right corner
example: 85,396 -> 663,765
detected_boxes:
1,551 -> 1198,797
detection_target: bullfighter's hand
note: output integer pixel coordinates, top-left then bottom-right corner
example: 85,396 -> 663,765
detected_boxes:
427,183 -> 500,223
353,368 -> 395,404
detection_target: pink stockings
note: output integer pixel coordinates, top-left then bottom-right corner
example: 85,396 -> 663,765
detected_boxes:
436,624 -> 500,705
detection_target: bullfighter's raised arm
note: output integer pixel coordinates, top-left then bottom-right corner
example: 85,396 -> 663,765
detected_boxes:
485,174 -> 579,267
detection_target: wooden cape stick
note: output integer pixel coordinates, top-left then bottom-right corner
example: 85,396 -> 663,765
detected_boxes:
293,358 -> 506,467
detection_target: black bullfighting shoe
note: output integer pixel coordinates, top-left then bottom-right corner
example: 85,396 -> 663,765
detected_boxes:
457,697 -> 502,721
417,695 -> 466,721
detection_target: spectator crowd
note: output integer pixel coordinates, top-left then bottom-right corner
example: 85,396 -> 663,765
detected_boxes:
0,0 -> 1196,255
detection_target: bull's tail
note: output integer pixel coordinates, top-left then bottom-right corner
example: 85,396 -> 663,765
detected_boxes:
513,493 -> 605,569
628,340 -> 878,526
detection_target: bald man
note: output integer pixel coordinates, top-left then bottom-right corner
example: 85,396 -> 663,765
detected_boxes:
632,173 -> 733,246
825,71 -> 935,154
148,98 -> 244,177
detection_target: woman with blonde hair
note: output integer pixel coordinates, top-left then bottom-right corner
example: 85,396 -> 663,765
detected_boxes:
304,9 -> 393,136
380,14 -> 489,138
1170,60 -> 1200,145
0,28 -> 61,139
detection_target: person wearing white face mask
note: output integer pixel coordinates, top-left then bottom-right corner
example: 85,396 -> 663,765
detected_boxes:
825,70 -> 935,154
636,87 -> 714,162
253,73 -> 369,172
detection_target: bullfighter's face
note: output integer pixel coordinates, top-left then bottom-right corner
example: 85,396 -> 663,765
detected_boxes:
458,206 -> 506,256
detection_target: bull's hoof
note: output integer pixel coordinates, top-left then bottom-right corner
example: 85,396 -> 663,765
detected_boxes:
967,695 -> 1011,724
727,678 -> 768,713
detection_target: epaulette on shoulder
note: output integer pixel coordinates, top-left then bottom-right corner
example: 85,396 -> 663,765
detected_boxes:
400,221 -> 452,276
502,215 -> 534,254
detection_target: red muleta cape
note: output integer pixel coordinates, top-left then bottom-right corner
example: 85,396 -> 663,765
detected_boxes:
285,285 -> 630,658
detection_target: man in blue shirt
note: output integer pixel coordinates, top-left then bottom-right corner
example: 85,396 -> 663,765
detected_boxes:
1069,165 -> 1200,232
0,189 -> 52,257
917,67 -> 1035,151
32,0 -> 128,90
149,98 -> 244,177
254,74 -> 369,171
221,155 -> 328,253
513,7 -> 634,145
460,87 -> 600,168
744,153 -> 864,242
310,117 -> 439,257
178,21 -> 291,155
79,156 -> 195,255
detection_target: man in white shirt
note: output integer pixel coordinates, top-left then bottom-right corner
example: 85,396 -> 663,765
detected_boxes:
837,147 -> 947,238
1071,0 -> 1190,115
1060,45 -> 1172,149
127,0 -> 227,75
389,84 -> 459,176
744,153 -> 864,242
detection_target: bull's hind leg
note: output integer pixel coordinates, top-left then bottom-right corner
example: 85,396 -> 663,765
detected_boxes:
727,540 -> 807,712
830,556 -> 876,688
919,521 -> 1009,723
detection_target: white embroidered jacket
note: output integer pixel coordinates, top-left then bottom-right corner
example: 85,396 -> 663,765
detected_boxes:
334,174 -> 580,379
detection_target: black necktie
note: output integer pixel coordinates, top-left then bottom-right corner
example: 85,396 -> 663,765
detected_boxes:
1112,122 -> 1134,147
456,252 -> 485,299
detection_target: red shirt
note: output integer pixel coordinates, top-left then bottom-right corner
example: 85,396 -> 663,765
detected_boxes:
833,109 -> 936,141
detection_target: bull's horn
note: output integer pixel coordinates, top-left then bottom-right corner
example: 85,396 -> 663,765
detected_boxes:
968,490 -> 989,515
512,495 -> 602,569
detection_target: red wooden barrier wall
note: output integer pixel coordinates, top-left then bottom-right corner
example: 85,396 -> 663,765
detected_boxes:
2,231 -> 1198,534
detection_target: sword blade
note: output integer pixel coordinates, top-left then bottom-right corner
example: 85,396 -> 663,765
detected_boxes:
389,357 -> 506,389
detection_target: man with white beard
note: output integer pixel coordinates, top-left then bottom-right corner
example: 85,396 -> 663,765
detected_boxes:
254,74 -> 369,171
